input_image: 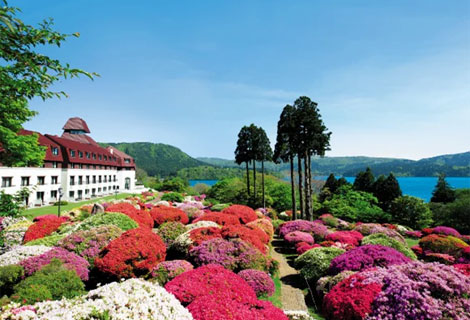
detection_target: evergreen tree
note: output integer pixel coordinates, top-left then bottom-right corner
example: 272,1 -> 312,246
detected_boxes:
353,167 -> 375,193
375,173 -> 402,210
323,173 -> 338,194
235,126 -> 252,198
431,174 -> 456,203
254,126 -> 273,208
337,177 -> 350,188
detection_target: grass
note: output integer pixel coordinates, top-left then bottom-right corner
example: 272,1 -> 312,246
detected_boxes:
405,237 -> 420,248
21,193 -> 134,220
260,272 -> 282,308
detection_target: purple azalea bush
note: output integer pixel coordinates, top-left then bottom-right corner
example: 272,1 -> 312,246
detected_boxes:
354,223 -> 406,244
284,231 -> 314,245
188,238 -> 269,272
279,220 -> 329,241
432,226 -> 461,237
19,247 -> 90,280
329,244 -> 411,275
238,269 -> 275,297
362,261 -> 470,319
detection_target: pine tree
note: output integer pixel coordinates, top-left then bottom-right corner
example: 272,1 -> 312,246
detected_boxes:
431,174 -> 456,203
323,173 -> 338,194
374,173 -> 402,210
235,126 -> 252,198
354,167 -> 375,193
254,126 -> 273,208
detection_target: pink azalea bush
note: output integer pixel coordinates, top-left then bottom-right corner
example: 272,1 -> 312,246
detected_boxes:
431,226 -> 461,237
284,231 -> 314,245
151,260 -> 194,284
325,231 -> 363,246
238,269 -> 275,297
279,220 -> 329,241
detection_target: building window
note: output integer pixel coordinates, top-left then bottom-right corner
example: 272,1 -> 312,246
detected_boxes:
99,176 -> 102,183
124,158 -> 131,164
78,176 -> 83,185
104,155 -> 107,161
92,153 -> 96,160
1,177 -> 13,188
85,189 -> 89,195
70,150 -> 76,157
36,191 -> 45,202
103,186 -> 107,192
77,190 -> 83,200
99,155 -> 102,160
86,176 -> 90,184
78,151 -> 83,158
98,187 -> 102,193
92,188 -> 96,196
51,176 -> 58,185
86,152 -> 90,159
21,176 -> 30,186
104,176 -> 107,183
37,176 -> 45,185
125,177 -> 131,190
52,161 -> 58,168
69,191 -> 75,198
52,147 -> 59,156
79,164 -> 83,169
92,175 -> 96,183
70,176 -> 75,186
51,190 -> 58,199
113,175 -> 116,182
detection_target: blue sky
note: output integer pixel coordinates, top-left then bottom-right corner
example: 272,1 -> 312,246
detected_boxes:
15,0 -> 470,160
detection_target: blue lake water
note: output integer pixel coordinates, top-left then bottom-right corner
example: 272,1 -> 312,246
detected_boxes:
190,177 -> 470,202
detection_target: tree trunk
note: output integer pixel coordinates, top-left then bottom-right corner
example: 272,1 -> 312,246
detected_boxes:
246,161 -> 250,197
290,155 -> 297,220
304,151 -> 311,220
297,156 -> 304,219
253,160 -> 256,204
262,160 -> 265,208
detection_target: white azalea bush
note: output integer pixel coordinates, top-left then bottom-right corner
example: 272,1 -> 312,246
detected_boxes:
185,221 -> 220,231
284,310 -> 314,320
1,218 -> 33,253
0,245 -> 50,266
1,278 -> 193,320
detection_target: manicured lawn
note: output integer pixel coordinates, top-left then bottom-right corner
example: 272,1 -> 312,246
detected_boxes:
21,193 -> 134,220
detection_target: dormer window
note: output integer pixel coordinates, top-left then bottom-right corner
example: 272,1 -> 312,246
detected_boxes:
86,152 -> 90,159
92,153 -> 96,160
104,156 -> 107,161
51,147 -> 59,156
124,158 -> 131,164
78,151 -> 83,158
99,155 -> 102,160
70,150 -> 76,157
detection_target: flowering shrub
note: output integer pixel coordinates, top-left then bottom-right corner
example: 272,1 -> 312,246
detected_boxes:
32,215 -> 69,223
222,205 -> 258,224
295,247 -> 345,281
296,243 -> 320,255
177,203 -> 205,220
316,270 -> 356,297
453,264 -> 470,276
458,246 -> 470,264
279,220 -> 329,241
431,226 -> 461,237
318,214 -> 339,227
151,260 -> 194,284
323,273 -> 383,320
3,279 -> 193,319
0,245 -> 51,267
1,218 -> 33,253
284,231 -> 314,245
405,230 -> 423,238
246,218 -> 274,239
24,234 -> 66,247
423,252 -> 455,264
419,234 -> 468,258
186,220 -> 220,231
20,247 -> 90,281
109,205 -> 153,228
23,217 -> 66,243
95,228 -> 166,278
329,244 -> 411,275
353,223 -> 406,244
165,264 -> 257,305
221,225 -> 268,254
189,227 -> 223,247
188,293 -> 287,320
57,225 -> 123,266
238,269 -> 275,297
150,206 -> 189,225
283,311 -> 314,320
189,238 -> 271,272
77,212 -> 138,232
193,211 -> 241,226
325,231 -> 363,246
155,221 -> 187,247
361,233 -> 417,259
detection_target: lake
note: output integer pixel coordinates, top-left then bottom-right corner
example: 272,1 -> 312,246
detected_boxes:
190,177 -> 470,202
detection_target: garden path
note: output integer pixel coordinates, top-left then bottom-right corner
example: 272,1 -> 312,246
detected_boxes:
271,239 -> 309,312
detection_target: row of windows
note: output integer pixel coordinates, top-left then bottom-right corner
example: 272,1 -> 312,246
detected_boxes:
70,175 -> 117,186
1,176 -> 59,188
70,163 -> 117,170
70,149 -> 117,163
69,186 -> 119,199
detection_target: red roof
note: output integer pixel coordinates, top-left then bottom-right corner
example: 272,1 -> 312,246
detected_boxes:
62,117 -> 91,133
61,132 -> 100,146
18,130 -> 64,162
106,146 -> 136,168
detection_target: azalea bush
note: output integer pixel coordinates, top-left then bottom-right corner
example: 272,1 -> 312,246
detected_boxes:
419,234 -> 468,258
246,218 -> 274,239
316,270 -> 356,297
151,260 -> 194,285
221,224 -> 268,254
353,223 -> 405,244
222,205 -> 258,224
295,247 -> 345,281
361,233 -> 417,259
95,228 -> 166,278
284,231 -> 314,245
150,206 -> 189,225
329,244 -> 411,275
431,226 -> 461,237
0,245 -> 51,267
77,212 -> 138,232
279,220 -> 329,241
24,234 -> 66,247
106,203 -> 154,228
57,225 -> 123,266
193,211 -> 241,226
155,221 -> 187,247
238,269 -> 275,297
19,247 -> 90,281
325,231 -> 363,246
1,218 -> 33,253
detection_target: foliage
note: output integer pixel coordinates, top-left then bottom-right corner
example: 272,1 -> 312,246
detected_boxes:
150,206 -> 189,226
419,234 -> 468,258
389,195 -> 433,230
353,167 -> 375,193
431,189 -> 470,234
161,192 -> 184,203
105,203 -> 153,229
13,259 -> 85,303
295,247 -> 345,281
361,233 -> 417,259
0,1 -> 96,166
431,174 -> 456,203
77,212 -> 138,232
151,260 -> 193,285
373,173 -> 402,209
95,228 -> 166,278
157,177 -> 189,192
0,264 -> 24,296
353,223 -> 406,243
0,191 -> 22,217
238,269 -> 275,297
24,234 -> 65,247
23,216 -> 66,243
177,166 -> 245,180
155,221 -> 187,247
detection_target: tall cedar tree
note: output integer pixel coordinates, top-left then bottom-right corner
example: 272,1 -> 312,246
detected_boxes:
374,173 -> 402,210
0,1 -> 96,166
353,167 -> 375,193
323,173 -> 338,194
431,174 -> 456,203
254,126 -> 273,208
235,126 -> 252,198
273,105 -> 298,219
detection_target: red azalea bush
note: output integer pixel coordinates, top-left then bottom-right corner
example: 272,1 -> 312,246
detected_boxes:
188,293 -> 288,320
32,215 -> 69,223
297,243 -> 320,255
246,219 -> 274,239
323,273 -> 383,320
23,217 -> 67,243
165,264 -> 257,305
193,211 -> 241,226
105,202 -> 138,214
222,205 -> 258,224
325,231 -> 363,246
106,203 -> 153,228
453,264 -> 470,276
94,228 -> 166,278
150,206 -> 189,226
419,234 -> 469,258
189,227 -> 223,247
221,225 -> 268,254
284,231 -> 314,245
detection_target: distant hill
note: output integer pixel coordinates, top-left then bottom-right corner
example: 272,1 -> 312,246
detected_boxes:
199,152 -> 470,177
101,142 -> 209,177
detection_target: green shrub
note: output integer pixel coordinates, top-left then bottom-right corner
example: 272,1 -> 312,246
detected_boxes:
419,234 -> 468,258
53,200 -> 69,206
431,189 -> 470,234
0,265 -> 24,296
211,203 -> 230,212
389,196 -> 433,230
155,222 -> 187,246
24,234 -> 66,247
362,233 -> 417,259
271,219 -> 284,231
295,247 -> 345,281
161,192 -> 184,203
157,177 -> 188,193
77,212 -> 138,231
13,259 -> 85,303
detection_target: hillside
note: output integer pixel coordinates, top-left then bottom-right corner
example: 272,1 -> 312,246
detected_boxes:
101,142 -> 209,177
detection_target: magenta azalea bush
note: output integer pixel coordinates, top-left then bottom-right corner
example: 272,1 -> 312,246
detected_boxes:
284,231 -> 314,245
189,238 -> 270,272
19,247 -> 89,281
432,226 -> 461,237
151,260 -> 194,284
329,244 -> 411,275
238,269 -> 275,297
279,220 -> 329,241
